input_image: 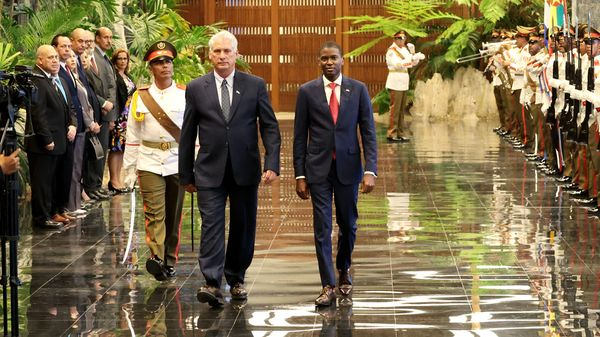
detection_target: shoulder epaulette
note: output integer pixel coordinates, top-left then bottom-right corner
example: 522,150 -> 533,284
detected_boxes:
176,83 -> 186,90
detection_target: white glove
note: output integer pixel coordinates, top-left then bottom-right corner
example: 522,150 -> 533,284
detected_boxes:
123,168 -> 138,190
413,52 -> 426,61
407,43 -> 415,54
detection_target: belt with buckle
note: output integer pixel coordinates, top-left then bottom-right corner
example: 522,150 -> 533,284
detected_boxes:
142,140 -> 178,151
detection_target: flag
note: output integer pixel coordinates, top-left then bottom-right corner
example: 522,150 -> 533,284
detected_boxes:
544,0 -> 567,29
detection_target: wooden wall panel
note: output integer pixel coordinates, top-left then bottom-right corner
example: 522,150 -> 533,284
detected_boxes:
178,0 -> 430,112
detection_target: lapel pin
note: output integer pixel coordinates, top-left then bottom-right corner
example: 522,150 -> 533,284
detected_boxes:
236,90 -> 241,95
345,89 -> 350,92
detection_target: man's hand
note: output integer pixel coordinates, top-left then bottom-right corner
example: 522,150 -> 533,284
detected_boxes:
184,183 -> 197,193
295,178 -> 310,200
45,142 -> 55,151
67,125 -> 76,142
89,122 -> 101,134
360,174 -> 376,194
261,170 -> 278,185
0,149 -> 20,175
102,101 -> 114,114
108,121 -> 115,131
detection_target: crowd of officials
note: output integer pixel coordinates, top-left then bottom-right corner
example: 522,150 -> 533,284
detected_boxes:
487,24 -> 600,214
22,27 -> 379,309
27,27 -> 135,230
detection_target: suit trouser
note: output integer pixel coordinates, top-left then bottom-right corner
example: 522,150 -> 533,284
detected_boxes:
138,171 -> 184,267
82,121 -> 109,193
67,132 -> 86,211
387,89 -> 410,139
309,160 -> 359,287
196,158 -> 258,288
28,150 -> 72,225
493,85 -> 506,128
588,123 -> 600,199
544,121 -> 558,169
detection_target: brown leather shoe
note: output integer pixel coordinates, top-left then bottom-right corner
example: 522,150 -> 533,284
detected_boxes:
52,214 -> 70,223
61,213 -> 77,221
338,269 -> 353,295
315,285 -> 335,306
197,286 -> 224,307
230,282 -> 248,300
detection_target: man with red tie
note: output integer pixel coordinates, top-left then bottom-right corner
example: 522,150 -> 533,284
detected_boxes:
293,41 -> 378,306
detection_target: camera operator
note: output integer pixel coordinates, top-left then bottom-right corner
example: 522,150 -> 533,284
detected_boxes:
0,149 -> 20,175
26,45 -> 77,228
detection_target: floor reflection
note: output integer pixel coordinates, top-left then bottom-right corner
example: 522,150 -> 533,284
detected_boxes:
5,119 -> 600,336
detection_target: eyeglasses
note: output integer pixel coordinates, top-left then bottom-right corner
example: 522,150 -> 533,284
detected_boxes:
528,40 -> 537,44
394,37 -> 405,40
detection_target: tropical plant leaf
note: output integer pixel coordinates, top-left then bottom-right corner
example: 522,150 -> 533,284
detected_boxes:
0,43 -> 21,71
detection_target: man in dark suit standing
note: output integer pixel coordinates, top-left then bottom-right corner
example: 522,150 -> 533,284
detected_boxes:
85,27 -> 116,196
52,34 -> 88,217
179,30 -> 281,307
26,45 -> 77,228
293,41 -> 378,306
70,28 -> 107,201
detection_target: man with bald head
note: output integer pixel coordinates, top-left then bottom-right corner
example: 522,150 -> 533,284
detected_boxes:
26,45 -> 77,228
71,28 -> 107,201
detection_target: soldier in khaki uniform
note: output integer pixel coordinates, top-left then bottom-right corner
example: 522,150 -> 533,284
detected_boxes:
123,41 -> 186,281
385,30 -> 424,142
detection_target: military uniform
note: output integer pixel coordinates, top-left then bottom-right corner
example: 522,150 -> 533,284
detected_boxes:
122,41 -> 186,280
385,31 -> 424,141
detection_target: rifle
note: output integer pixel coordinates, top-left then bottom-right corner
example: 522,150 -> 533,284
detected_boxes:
560,19 -> 574,130
584,14 -> 595,148
572,18 -> 583,142
547,22 -> 564,171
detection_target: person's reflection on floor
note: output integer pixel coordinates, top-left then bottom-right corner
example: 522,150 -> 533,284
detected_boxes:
26,229 -> 93,336
144,283 -> 187,336
196,303 -> 253,337
317,304 -> 353,337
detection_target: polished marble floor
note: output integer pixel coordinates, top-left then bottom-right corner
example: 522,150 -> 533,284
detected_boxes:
4,119 -> 600,336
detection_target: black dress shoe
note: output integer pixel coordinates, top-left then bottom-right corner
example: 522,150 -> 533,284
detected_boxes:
562,183 -> 580,190
89,190 -> 109,200
387,137 -> 403,143
574,197 -> 597,205
555,176 -> 571,183
230,282 -> 248,300
567,189 -> 587,196
338,269 -> 353,296
315,285 -> 336,307
165,266 -> 176,278
146,257 -> 167,281
197,286 -> 224,307
36,220 -> 63,229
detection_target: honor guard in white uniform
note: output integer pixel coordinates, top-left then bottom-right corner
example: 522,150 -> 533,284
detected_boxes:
507,26 -> 534,146
123,41 -> 186,281
385,30 -> 425,142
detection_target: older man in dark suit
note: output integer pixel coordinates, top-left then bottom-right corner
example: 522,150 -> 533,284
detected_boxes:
27,45 -> 77,228
71,28 -> 106,201
293,41 -> 378,306
84,27 -> 116,197
179,30 -> 281,307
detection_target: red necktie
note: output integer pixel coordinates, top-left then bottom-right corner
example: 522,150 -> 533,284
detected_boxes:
329,82 -> 339,125
90,56 -> 99,74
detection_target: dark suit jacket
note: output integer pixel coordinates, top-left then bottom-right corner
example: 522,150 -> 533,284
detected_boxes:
76,56 -> 101,123
25,66 -> 77,155
85,48 -> 116,122
58,66 -> 84,133
293,76 -> 377,185
180,71 -> 281,188
115,71 -> 134,113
